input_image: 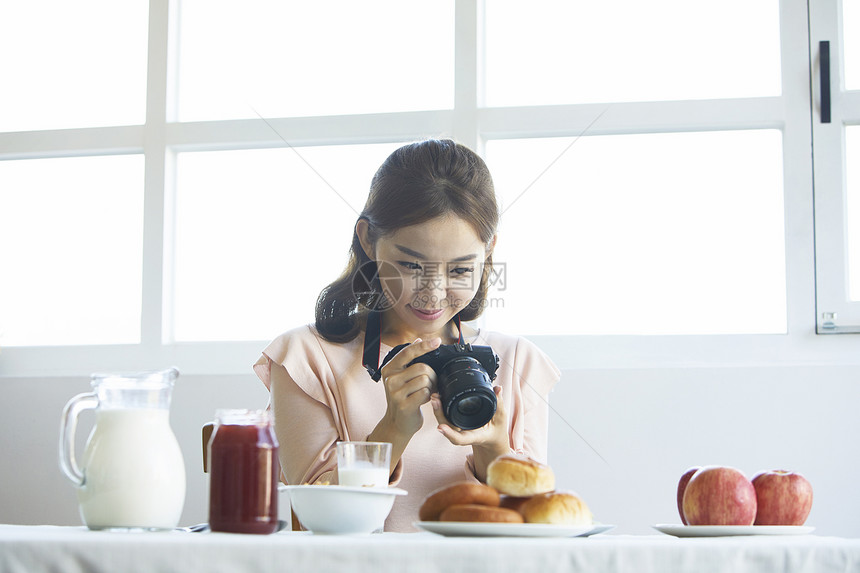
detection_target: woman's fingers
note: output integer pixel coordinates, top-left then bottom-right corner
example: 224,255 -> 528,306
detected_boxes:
433,385 -> 507,446
375,338 -> 442,437
391,372 -> 433,403
385,337 -> 441,371
384,363 -> 435,394
380,337 -> 439,399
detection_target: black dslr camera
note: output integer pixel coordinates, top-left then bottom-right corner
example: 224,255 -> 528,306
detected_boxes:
381,343 -> 500,430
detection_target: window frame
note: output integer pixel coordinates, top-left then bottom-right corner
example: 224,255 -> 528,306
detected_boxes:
1,0 -> 858,379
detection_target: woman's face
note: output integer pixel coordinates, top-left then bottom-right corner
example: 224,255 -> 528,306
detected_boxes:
363,215 -> 493,338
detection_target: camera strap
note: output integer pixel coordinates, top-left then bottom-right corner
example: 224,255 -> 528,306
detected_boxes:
362,311 -> 463,382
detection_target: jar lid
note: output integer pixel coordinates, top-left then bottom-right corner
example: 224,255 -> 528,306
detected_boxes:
215,408 -> 272,425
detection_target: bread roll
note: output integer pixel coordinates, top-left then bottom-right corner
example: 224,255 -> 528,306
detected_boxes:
499,495 -> 531,513
419,482 -> 500,521
439,503 -> 524,523
520,491 -> 593,526
486,454 -> 555,497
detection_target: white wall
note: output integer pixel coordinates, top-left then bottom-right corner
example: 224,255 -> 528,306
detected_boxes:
2,363 -> 857,536
547,364 -> 860,537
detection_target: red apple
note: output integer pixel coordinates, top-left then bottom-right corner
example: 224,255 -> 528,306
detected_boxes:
676,467 -> 700,525
752,470 -> 813,525
682,466 -> 757,526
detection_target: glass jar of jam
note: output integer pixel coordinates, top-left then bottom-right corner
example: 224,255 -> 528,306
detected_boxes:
208,409 -> 279,534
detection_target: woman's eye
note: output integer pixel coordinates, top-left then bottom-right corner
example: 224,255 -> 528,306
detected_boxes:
449,266 -> 475,276
398,261 -> 422,272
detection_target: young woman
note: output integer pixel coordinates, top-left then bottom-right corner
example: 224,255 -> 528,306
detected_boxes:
254,139 -> 560,532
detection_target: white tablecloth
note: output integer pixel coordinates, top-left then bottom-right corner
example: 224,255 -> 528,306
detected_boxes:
2,525 -> 860,573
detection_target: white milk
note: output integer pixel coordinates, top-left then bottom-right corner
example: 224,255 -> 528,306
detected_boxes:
77,408 -> 186,529
338,462 -> 390,488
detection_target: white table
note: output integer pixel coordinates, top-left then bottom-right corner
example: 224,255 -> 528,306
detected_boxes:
2,525 -> 860,573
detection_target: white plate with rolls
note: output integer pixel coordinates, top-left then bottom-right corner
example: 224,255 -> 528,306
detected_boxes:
417,455 -> 614,537
415,522 -> 614,538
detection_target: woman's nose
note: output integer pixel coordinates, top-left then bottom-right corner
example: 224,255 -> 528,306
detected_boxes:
413,271 -> 446,306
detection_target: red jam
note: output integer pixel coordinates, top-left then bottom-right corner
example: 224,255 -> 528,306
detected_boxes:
208,410 -> 279,534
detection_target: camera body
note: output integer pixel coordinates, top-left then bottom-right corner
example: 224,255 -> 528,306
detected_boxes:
381,342 -> 500,430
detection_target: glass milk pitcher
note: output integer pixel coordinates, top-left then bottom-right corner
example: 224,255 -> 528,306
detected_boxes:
59,367 -> 186,530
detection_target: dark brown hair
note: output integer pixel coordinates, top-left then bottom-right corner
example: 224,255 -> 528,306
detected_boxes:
315,139 -> 499,342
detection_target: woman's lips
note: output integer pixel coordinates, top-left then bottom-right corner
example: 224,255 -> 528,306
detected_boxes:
409,306 -> 445,321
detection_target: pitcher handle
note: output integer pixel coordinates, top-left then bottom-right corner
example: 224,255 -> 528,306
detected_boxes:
59,392 -> 98,487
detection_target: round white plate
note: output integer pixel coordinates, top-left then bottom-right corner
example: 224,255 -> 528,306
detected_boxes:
653,524 -> 815,537
415,521 -> 614,538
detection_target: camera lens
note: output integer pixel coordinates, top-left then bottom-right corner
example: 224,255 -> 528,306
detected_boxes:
457,396 -> 482,416
438,357 -> 497,430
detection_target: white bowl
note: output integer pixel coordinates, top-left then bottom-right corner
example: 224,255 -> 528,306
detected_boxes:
281,485 -> 407,534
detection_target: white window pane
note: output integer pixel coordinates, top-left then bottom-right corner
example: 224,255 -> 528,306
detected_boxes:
847,127 -> 860,301
0,156 -> 144,346
177,0 -> 454,121
484,130 -> 786,335
484,0 -> 781,107
845,0 -> 859,91
171,143 -> 401,342
0,1 -> 148,132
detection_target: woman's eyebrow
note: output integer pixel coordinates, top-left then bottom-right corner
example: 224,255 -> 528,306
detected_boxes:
395,244 -> 477,262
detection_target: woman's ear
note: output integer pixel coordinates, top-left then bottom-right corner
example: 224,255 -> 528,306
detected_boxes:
355,218 -> 375,259
486,234 -> 497,258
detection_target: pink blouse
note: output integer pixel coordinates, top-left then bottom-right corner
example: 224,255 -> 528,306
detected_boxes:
253,324 -> 560,532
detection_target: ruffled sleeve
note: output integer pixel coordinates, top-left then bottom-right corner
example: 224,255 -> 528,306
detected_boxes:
253,325 -> 404,488
252,326 -> 344,488
464,331 -> 561,478
253,325 -> 334,405
513,336 -> 560,390
508,335 -> 561,462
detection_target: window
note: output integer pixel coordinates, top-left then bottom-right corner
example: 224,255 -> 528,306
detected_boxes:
0,0 -> 148,132
484,0 -> 781,106
170,143 -> 399,342
0,0 -> 856,377
0,155 -> 144,346
176,0 -> 454,121
810,0 -> 860,331
478,0 -> 789,337
484,130 -> 786,336
845,0 -> 859,90
848,128 -> 860,302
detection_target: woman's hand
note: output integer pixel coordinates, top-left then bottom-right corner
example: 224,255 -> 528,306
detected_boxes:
367,337 -> 441,471
378,337 -> 441,435
431,385 -> 510,481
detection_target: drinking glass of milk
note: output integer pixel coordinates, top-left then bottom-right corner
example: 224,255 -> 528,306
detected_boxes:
336,441 -> 391,488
